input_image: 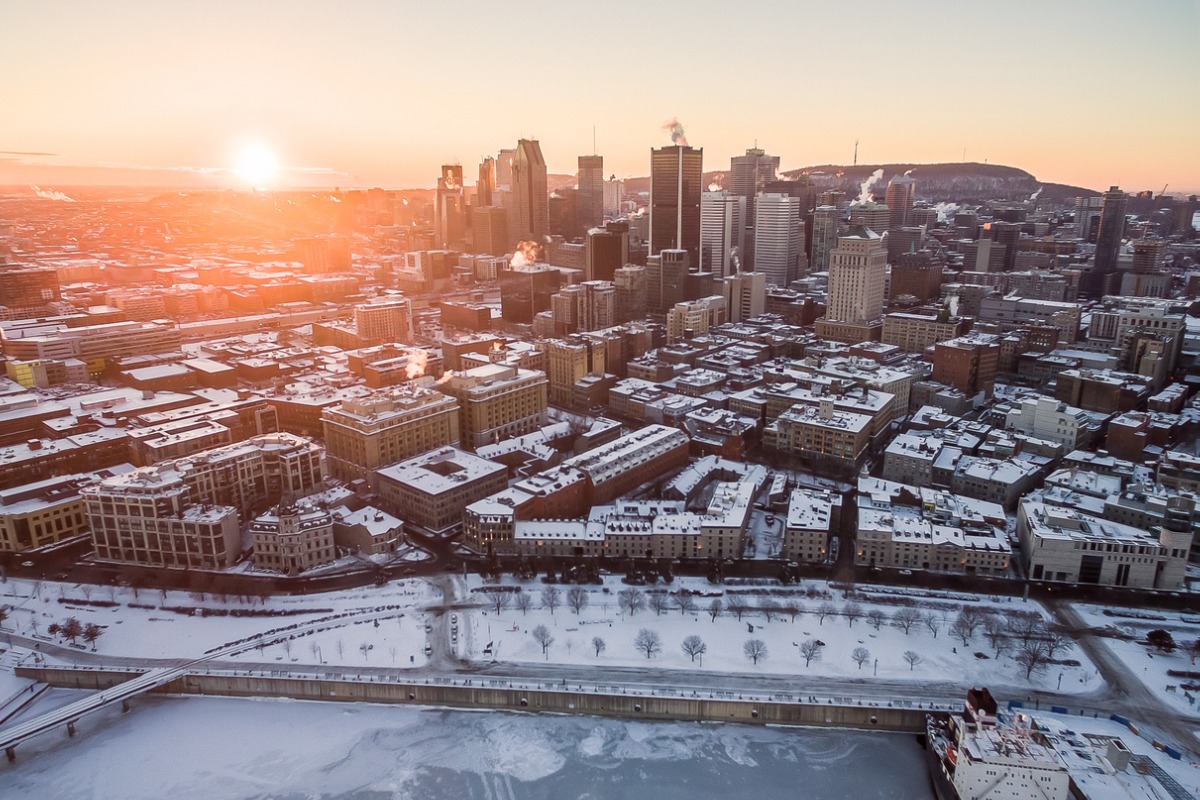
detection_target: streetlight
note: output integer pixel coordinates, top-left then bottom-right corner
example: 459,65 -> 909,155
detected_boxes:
874,658 -> 878,676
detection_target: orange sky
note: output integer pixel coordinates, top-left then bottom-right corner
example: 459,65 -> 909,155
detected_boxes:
2,1 -> 1198,193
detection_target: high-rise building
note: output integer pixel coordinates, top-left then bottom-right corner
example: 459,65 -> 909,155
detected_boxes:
887,226 -> 925,263
0,265 -> 60,315
1089,185 -> 1127,298
354,297 -> 413,344
722,271 -> 766,323
1131,238 -> 1164,275
614,264 -> 647,323
436,363 -> 549,449
498,264 -> 563,324
546,336 -> 608,406
984,221 -> 1021,272
577,155 -> 604,235
884,174 -> 916,231
753,193 -> 803,288
729,147 -> 780,224
849,202 -> 890,233
471,206 -> 508,256
824,226 -> 887,326
603,177 -> 624,218
666,296 -> 726,343
932,334 -> 1000,398
476,157 -> 496,207
511,139 -> 548,244
700,191 -> 746,279
649,145 -> 703,267
435,165 -> 465,248
585,220 -> 629,282
496,148 -> 515,187
550,281 -> 616,335
645,248 -> 691,315
810,206 -> 840,273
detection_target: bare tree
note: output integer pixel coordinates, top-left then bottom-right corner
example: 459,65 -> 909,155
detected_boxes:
892,607 -> 921,634
359,642 -> 371,661
782,603 -> 801,622
592,636 -> 606,657
707,598 -> 723,622
634,628 -> 662,659
950,609 -> 984,646
309,641 -> 320,661
389,646 -> 397,664
532,624 -> 555,655
675,593 -> 697,616
1015,640 -> 1050,680
1043,629 -> 1073,660
852,646 -> 871,670
798,639 -> 822,667
648,592 -> 671,616
541,586 -> 561,615
866,609 -> 885,630
618,588 -> 645,617
816,603 -> 837,625
760,599 -> 780,623
484,589 -> 512,615
903,650 -> 922,671
515,592 -> 533,616
842,602 -> 863,628
566,586 -> 589,615
336,639 -> 344,659
282,639 -> 293,659
728,601 -> 749,621
1006,612 -> 1043,647
682,635 -> 707,663
983,615 -> 1009,659
924,611 -> 943,639
744,639 -> 768,665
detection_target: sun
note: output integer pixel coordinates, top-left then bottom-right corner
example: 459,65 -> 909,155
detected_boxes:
233,142 -> 280,188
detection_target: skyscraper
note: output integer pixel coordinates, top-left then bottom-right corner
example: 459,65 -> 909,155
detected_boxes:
649,145 -> 703,267
471,206 -> 508,256
434,165 -> 465,248
496,148 -> 515,187
1132,238 -> 1164,275
700,191 -> 746,278
753,193 -> 803,288
1090,185 -> 1127,298
585,220 -> 630,282
825,226 -> 887,326
511,139 -> 548,244
721,271 -> 766,323
645,248 -> 691,314
729,147 -> 780,222
884,174 -> 916,231
577,155 -> 604,235
810,205 -> 840,273
476,157 -> 496,207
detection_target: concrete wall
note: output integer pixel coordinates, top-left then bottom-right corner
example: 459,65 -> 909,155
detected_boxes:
17,666 -> 926,733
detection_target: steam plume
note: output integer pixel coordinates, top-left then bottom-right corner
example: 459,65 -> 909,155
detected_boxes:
707,172 -> 725,192
851,169 -> 884,206
662,117 -> 688,147
934,202 -> 960,223
404,350 -> 429,380
31,185 -> 76,202
510,240 -> 543,267
1029,186 -> 1042,201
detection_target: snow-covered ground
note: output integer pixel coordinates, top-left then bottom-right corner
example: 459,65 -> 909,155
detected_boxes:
0,694 -> 932,800
461,576 -> 1100,695
1075,604 -> 1200,715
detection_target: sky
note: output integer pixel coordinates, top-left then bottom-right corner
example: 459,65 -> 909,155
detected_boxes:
1,0 -> 1198,192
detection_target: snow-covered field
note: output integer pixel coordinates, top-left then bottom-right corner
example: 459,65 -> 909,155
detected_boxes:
0,694 -> 932,800
1075,604 -> 1200,715
461,576 -> 1100,695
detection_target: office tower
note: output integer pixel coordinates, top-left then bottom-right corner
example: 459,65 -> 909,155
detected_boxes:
753,193 -> 803,288
577,155 -> 604,234
551,281 -> 616,334
1089,185 -> 1127,298
585,220 -> 630,282
472,206 -> 508,256
435,165 -> 465,248
0,265 -> 60,314
666,296 -> 725,343
645,248 -> 691,314
887,226 -> 925,263
1074,196 -> 1104,242
722,271 -> 766,323
884,174 -> 916,230
700,190 -> 746,278
603,176 -> 624,218
436,364 -> 549,449
819,189 -> 846,210
810,206 -> 840,273
354,297 -> 413,344
511,139 -> 548,243
498,263 -> 563,323
1132,238 -> 1164,274
848,202 -> 889,233
476,157 -> 496,207
614,264 -> 647,322
826,226 -> 887,325
932,335 -> 1000,398
890,249 -> 944,303
496,148 -> 515,187
984,221 -> 1021,272
729,147 -> 780,223
548,190 -> 578,238
649,144 -> 703,267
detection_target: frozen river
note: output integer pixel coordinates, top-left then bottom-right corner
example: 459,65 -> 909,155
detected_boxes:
4,693 -> 933,799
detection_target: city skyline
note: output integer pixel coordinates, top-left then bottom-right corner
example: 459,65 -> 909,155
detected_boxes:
2,1 -> 1199,192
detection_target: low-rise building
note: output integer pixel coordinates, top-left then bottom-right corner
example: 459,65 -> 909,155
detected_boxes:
250,501 -> 337,575
763,400 -> 871,479
436,363 -> 548,449
1003,395 -> 1104,451
0,466 -> 131,553
951,455 -> 1042,509
782,486 -> 841,564
376,446 -> 507,533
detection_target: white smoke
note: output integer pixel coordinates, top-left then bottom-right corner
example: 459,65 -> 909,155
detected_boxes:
662,117 -> 688,147
1029,186 -> 1042,201
31,185 -> 76,202
904,169 -> 914,177
851,169 -> 884,206
935,202 -> 960,223
947,295 -> 959,316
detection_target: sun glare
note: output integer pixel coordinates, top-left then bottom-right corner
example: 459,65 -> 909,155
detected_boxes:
234,142 -> 279,188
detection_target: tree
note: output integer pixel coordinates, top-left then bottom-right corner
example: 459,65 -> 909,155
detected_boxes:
675,593 -> 697,616
782,603 -> 801,623
866,610 -> 885,630
842,602 -> 863,628
336,639 -> 344,659
515,592 -> 533,616
309,641 -> 320,661
760,599 -> 780,623
983,615 -> 1010,659
282,639 -> 292,659
1006,612 -> 1043,647
816,602 -> 837,625
82,623 -> 103,651
567,586 -> 589,615
1044,629 -> 1073,659
532,624 -> 555,655
744,639 -> 768,665
592,636 -> 606,657
1147,629 -> 1176,653
707,598 -> 723,622
0,605 -> 8,628
798,639 -> 822,667
903,650 -> 922,671
924,611 -> 943,639
634,628 -> 662,659
359,642 -> 372,661
892,607 -> 921,634
61,616 -> 83,644
648,592 -> 671,616
728,601 -> 749,621
484,590 -> 512,615
682,635 -> 707,663
1016,640 -> 1050,679
618,588 -> 645,617
541,586 -> 561,615
48,622 -> 60,638
950,611 -> 981,646
852,646 -> 871,670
